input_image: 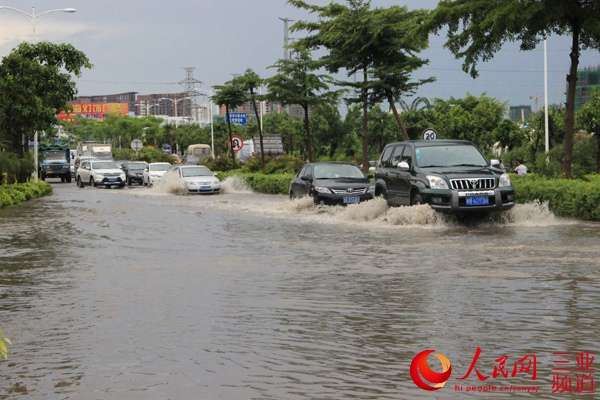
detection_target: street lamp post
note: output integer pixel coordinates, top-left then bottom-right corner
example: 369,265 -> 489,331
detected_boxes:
543,39 -> 550,154
0,5 -> 77,181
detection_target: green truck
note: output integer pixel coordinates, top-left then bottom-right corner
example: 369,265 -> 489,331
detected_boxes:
39,144 -> 72,183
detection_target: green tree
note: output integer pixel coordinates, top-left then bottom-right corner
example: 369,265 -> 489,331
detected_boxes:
310,102 -> 346,158
262,112 -> 303,155
290,0 -> 378,170
265,48 -> 334,161
211,80 -> 247,164
369,6 -> 434,141
0,42 -> 91,181
577,89 -> 600,172
428,0 -> 600,178
234,69 -> 266,166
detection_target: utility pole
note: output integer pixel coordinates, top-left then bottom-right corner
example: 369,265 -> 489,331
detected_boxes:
543,39 -> 550,154
279,17 -> 293,60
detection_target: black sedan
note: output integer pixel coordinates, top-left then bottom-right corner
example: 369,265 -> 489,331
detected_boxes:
121,161 -> 148,186
289,162 -> 373,205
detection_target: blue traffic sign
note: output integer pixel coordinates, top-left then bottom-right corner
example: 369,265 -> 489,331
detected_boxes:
227,112 -> 248,126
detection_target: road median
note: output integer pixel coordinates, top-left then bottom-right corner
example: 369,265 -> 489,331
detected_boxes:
0,181 -> 52,209
216,171 -> 293,195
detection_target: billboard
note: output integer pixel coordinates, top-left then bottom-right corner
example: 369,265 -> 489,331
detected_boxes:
57,102 -> 129,121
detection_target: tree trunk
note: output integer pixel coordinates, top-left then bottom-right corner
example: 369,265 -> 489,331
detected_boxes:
562,24 -> 580,178
225,104 -> 236,165
387,91 -> 409,141
361,67 -> 369,172
250,89 -> 265,167
303,104 -> 314,162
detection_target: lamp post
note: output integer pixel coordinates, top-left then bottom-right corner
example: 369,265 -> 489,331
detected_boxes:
543,39 -> 550,154
0,5 -> 77,181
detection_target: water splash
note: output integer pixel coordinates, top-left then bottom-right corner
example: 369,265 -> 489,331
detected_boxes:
151,173 -> 186,195
221,176 -> 252,194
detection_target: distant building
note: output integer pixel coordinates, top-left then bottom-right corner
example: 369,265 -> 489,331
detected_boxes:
509,105 -> 532,124
575,66 -> 600,110
74,92 -> 137,115
136,93 -> 193,117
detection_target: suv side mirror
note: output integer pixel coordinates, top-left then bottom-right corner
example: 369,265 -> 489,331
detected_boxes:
300,175 -> 311,181
490,159 -> 501,168
398,161 -> 410,170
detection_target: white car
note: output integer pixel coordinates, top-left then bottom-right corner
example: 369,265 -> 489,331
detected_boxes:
165,165 -> 221,194
143,162 -> 171,186
76,160 -> 126,189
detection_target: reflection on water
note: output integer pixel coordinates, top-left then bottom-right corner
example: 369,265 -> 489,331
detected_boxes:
1,184 -> 599,399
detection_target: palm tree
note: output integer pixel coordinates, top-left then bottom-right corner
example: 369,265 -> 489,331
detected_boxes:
397,97 -> 431,113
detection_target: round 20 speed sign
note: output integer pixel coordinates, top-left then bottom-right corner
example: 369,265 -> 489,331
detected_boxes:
423,128 -> 437,141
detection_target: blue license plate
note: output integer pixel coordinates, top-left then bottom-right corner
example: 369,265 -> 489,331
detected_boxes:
343,196 -> 360,204
466,196 -> 490,206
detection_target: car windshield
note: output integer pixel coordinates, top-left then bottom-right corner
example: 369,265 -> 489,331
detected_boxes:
415,145 -> 487,168
313,164 -> 364,179
182,166 -> 213,177
127,163 -> 146,170
150,164 -> 171,171
92,161 -> 120,170
44,151 -> 65,161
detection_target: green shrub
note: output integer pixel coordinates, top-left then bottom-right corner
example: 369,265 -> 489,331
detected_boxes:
0,152 -> 34,183
513,174 -> 600,220
216,171 -> 293,195
205,156 -> 237,172
0,181 -> 52,208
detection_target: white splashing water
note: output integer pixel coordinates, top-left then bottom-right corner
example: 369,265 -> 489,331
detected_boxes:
151,173 -> 186,195
221,176 -> 252,194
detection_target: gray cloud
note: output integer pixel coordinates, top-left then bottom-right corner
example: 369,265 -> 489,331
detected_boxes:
0,0 -> 598,107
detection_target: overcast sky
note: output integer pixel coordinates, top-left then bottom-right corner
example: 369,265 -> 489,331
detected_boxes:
1,0 -> 599,109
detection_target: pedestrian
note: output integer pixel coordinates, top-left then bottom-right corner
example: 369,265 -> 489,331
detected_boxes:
514,160 -> 528,176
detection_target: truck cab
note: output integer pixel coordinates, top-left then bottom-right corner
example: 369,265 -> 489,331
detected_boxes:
39,144 -> 71,183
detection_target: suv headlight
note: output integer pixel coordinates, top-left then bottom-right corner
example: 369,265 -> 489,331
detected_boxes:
426,175 -> 449,190
499,173 -> 511,187
313,186 -> 331,194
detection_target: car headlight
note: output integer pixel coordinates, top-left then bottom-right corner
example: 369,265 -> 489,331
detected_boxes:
426,175 -> 449,190
120,173 -> 126,180
313,186 -> 331,194
95,174 -> 104,180
499,173 -> 511,187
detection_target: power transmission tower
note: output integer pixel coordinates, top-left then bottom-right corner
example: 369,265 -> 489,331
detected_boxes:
178,67 -> 203,118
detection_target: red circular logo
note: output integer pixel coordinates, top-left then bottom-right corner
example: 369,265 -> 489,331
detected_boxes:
410,349 -> 452,391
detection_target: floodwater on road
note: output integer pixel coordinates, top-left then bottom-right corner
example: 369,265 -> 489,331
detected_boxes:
1,181 -> 599,399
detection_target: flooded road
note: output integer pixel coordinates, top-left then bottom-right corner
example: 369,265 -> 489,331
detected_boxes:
1,182 -> 599,399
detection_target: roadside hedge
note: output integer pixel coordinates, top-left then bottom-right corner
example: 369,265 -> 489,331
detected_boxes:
0,181 -> 52,208
217,171 -> 293,195
512,174 -> 600,221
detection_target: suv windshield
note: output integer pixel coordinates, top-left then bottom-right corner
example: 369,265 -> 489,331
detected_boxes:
150,164 -> 171,172
182,167 -> 212,177
92,161 -> 120,170
44,151 -> 66,161
416,145 -> 487,168
314,164 -> 364,179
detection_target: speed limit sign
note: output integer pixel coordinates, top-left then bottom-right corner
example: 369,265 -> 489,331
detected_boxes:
231,135 -> 244,152
423,128 -> 437,141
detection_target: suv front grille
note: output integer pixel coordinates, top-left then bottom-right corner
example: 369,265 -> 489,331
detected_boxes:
450,178 -> 496,190
331,187 -> 368,195
103,172 -> 120,177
